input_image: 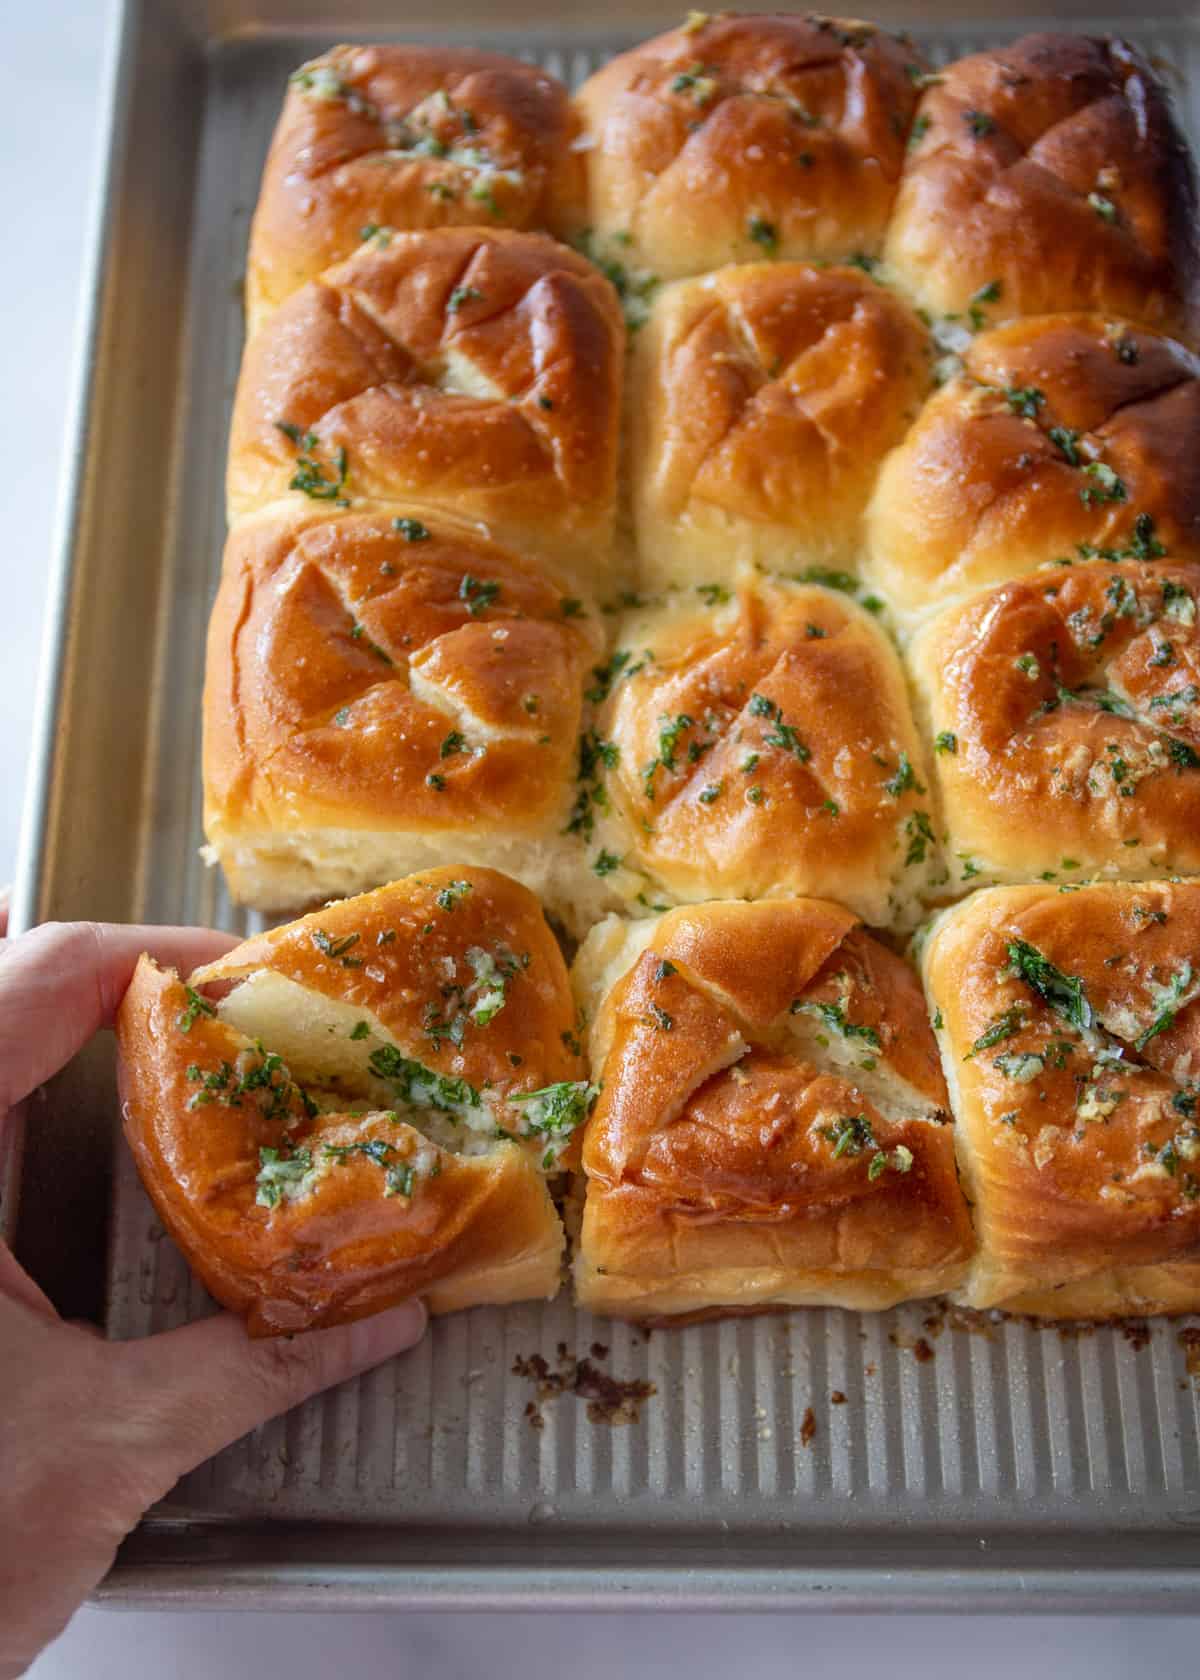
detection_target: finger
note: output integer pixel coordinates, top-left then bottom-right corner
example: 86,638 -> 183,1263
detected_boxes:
0,885 -> 9,939
0,1242 -> 58,1320
0,921 -> 239,1114
112,1300 -> 428,1488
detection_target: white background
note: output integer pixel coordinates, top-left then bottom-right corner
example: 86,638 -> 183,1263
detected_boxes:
3,1 -> 1197,1672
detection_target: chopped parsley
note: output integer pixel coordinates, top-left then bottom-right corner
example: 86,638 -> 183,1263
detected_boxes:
749,693 -> 810,762
255,1146 -> 316,1210
176,986 -> 215,1034
934,731 -> 957,754
447,285 -> 485,312
435,880 -> 472,912
459,575 -> 501,616
748,215 -> 778,252
392,516 -> 430,542
823,1115 -> 876,1158
883,752 -> 924,797
310,929 -> 363,968
794,999 -> 881,1049
593,849 -> 622,876
1006,939 -> 1092,1032
966,1006 -> 1023,1057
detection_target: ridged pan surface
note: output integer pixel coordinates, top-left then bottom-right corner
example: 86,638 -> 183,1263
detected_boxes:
104,22 -> 1200,1543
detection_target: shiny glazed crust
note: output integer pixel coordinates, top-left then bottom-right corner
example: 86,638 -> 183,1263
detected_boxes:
227,229 -> 623,587
567,14 -> 925,280
581,574 -> 939,928
630,262 -> 932,588
885,33 -> 1200,344
203,507 -> 602,913
922,881 -> 1200,1312
246,44 -> 581,333
865,314 -> 1200,624
572,900 -> 974,1318
911,561 -> 1200,890
115,870 -> 587,1333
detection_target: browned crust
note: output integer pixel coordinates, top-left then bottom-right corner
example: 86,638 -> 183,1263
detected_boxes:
886,33 -> 1200,343
577,899 -> 973,1318
569,14 -> 925,278
202,507 -> 600,847
924,881 -> 1200,1310
115,870 -> 587,1333
246,44 -> 582,330
593,576 -> 937,923
631,261 -> 932,577
228,229 -> 623,574
866,313 -> 1200,618
913,560 -> 1200,882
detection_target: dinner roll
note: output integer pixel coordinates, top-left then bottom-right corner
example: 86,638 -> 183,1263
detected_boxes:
246,45 -> 580,334
227,229 -> 623,592
203,506 -> 603,916
577,574 -> 940,930
566,13 -> 925,284
631,262 -> 932,590
922,880 -> 1200,1315
885,33 -> 1200,345
116,869 -> 594,1334
864,314 -> 1200,627
911,560 -> 1200,892
572,900 -> 974,1319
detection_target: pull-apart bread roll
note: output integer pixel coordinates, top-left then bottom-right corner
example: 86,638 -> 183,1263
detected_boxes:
576,573 -> 940,930
865,314 -> 1200,626
246,45 -> 579,334
228,228 -> 623,592
631,262 -> 932,590
923,881 -> 1200,1318
567,14 -> 925,283
885,34 -> 1200,345
911,561 -> 1200,893
203,507 -> 602,914
116,870 -> 594,1334
572,900 -> 974,1319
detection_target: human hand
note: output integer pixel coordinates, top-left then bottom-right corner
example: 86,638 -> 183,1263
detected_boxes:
0,918 -> 427,1678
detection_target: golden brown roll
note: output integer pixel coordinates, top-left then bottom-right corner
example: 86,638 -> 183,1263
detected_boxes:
116,869 -> 595,1334
566,13 -> 925,284
227,228 -> 623,590
577,573 -> 940,929
246,44 -> 580,334
884,33 -> 1200,345
630,262 -> 932,590
922,881 -> 1200,1316
202,506 -> 603,916
910,560 -> 1200,892
572,899 -> 975,1319
864,313 -> 1200,626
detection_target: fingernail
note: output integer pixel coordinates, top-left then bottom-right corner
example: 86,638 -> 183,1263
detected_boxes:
348,1298 -> 428,1370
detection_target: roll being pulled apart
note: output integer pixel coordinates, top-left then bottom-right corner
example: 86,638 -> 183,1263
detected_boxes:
202,506 -> 602,915
922,881 -> 1200,1318
571,899 -> 975,1321
564,13 -> 926,285
246,44 -> 581,335
115,869 -> 595,1335
227,228 -> 624,594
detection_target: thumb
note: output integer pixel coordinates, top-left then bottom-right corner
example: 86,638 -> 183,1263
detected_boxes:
110,1300 -> 427,1494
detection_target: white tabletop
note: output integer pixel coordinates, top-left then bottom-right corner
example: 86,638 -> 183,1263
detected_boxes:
5,2 -> 1198,1672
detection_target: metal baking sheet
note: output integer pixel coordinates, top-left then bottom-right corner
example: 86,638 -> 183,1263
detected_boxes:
11,0 -> 1200,1610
